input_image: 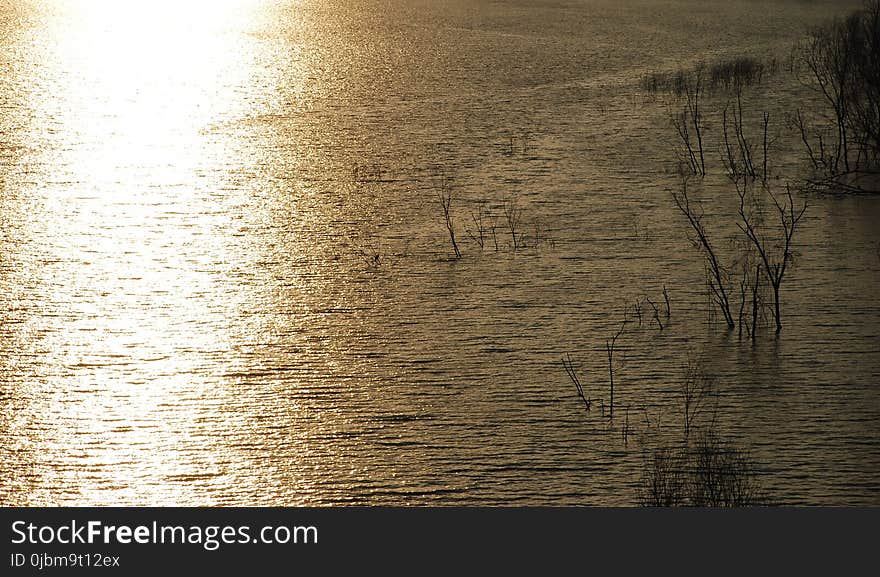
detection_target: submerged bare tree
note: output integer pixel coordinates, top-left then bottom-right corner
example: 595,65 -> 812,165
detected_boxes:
465,200 -> 489,250
794,0 -> 880,192
436,178 -> 461,259
672,176 -> 736,329
721,86 -> 770,183
679,357 -> 716,441
669,80 -> 808,336
503,196 -> 524,251
638,358 -> 763,507
638,447 -> 687,506
734,244 -> 767,341
605,311 -> 628,419
672,69 -> 707,176
639,431 -> 763,507
673,175 -> 806,335
645,295 -> 664,331
736,182 -> 807,333
562,354 -> 592,413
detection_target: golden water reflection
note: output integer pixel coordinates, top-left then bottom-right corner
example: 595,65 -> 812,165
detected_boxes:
0,0 -> 312,505
1,0 -> 878,506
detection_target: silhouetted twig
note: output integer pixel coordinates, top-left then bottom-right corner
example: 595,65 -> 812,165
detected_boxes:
562,354 -> 591,413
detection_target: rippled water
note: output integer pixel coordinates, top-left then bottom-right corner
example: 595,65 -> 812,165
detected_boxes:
1,0 -> 878,505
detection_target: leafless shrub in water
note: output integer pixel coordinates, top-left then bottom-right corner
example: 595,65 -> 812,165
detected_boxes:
638,446 -> 688,506
503,196 -> 525,251
457,196 -> 553,254
736,182 -> 807,333
530,219 -> 556,251
645,296 -> 664,331
671,89 -> 804,337
642,55 -> 774,97
562,353 -> 592,413
641,67 -> 692,97
562,309 -> 628,420
672,175 -> 804,335
637,355 -> 763,507
721,86 -> 770,183
638,431 -> 763,506
662,285 -> 671,321
351,242 -> 383,269
605,310 -> 628,419
793,0 -> 880,193
632,298 -> 643,326
672,69 -> 706,177
435,177 -> 461,259
687,432 -> 763,507
671,176 -> 737,329
466,200 -> 489,250
708,56 -> 771,92
679,356 -> 716,441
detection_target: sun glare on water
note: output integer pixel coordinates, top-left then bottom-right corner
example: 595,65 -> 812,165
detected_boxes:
5,0 -> 279,504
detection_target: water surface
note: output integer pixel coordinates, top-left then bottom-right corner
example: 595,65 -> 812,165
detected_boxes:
1,0 -> 878,505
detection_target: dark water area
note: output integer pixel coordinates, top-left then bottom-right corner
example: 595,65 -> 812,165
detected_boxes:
1,0 -> 878,505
